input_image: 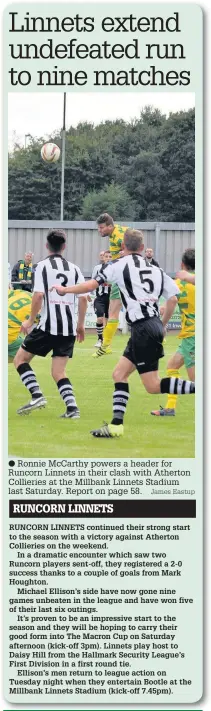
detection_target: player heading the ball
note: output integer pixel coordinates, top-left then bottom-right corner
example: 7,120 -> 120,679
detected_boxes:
93,213 -> 128,357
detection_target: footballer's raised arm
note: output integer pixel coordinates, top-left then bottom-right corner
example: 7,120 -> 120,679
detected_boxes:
176,269 -> 195,284
51,263 -> 115,296
51,279 -> 99,296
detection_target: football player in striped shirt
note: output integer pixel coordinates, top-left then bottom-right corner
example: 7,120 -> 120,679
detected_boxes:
93,213 -> 128,357
13,229 -> 87,418
52,229 -> 195,439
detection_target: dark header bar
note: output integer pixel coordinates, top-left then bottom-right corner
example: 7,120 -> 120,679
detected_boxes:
9,499 -> 196,518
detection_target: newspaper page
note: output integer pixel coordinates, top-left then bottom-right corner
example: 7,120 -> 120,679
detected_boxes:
5,1 -> 202,707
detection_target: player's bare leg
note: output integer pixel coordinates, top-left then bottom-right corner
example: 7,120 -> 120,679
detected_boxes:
14,347 -> 34,368
51,356 -> 80,419
141,370 -> 161,393
14,346 -> 47,414
187,365 -> 195,381
112,356 -> 136,382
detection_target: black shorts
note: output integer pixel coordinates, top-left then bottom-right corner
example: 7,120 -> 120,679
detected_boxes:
21,328 -> 76,359
94,294 -> 109,319
123,316 -> 164,374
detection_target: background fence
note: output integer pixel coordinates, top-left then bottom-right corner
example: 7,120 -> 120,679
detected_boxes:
8,221 -> 195,276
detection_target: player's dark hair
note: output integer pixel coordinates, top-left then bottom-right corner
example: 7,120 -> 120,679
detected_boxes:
47,229 -> 66,252
97,213 -> 114,226
124,229 -> 144,253
182,248 -> 195,271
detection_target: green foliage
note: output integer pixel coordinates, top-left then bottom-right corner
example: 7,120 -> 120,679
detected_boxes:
8,107 -> 195,221
80,182 -> 135,220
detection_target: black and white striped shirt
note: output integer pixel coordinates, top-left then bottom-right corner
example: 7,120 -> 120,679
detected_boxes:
92,264 -> 110,297
34,255 -> 85,336
96,254 -> 179,324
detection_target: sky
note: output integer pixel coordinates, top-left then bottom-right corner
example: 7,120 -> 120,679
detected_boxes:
8,92 -> 195,149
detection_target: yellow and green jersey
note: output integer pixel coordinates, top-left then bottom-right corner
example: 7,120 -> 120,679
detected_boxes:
109,224 -> 128,261
8,289 -> 32,344
176,277 -> 195,339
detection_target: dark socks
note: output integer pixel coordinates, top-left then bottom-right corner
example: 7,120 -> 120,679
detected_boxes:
161,377 -> 195,395
111,382 -> 129,424
17,363 -> 43,399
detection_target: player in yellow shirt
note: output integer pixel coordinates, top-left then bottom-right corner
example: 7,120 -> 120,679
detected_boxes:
93,213 -> 128,357
151,248 -> 195,416
8,289 -> 33,362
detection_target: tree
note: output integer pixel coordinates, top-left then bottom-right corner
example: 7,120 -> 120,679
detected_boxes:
8,108 -> 195,222
160,109 -> 195,221
124,151 -> 165,220
79,182 -> 136,220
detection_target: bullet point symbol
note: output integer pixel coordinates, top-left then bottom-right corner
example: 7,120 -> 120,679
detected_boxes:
9,460 -> 15,466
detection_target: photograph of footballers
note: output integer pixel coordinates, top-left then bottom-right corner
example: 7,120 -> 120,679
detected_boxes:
8,93 -> 195,457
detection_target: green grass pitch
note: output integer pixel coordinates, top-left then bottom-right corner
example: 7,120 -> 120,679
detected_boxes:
8,333 -> 194,459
